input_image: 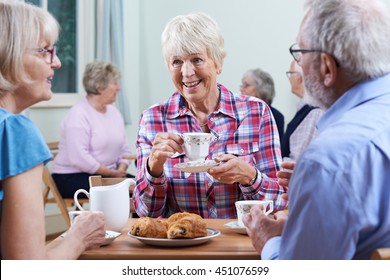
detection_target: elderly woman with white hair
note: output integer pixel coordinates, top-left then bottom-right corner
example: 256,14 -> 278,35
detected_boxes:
52,61 -> 134,198
240,68 -> 285,141
134,13 -> 286,219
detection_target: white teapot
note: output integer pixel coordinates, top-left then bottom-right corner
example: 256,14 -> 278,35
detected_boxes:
74,178 -> 135,232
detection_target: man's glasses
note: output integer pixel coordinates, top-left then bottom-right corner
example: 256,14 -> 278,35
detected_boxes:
286,71 -> 298,78
289,43 -> 340,67
29,46 -> 57,64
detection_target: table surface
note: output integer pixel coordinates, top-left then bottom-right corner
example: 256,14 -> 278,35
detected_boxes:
71,218 -> 259,260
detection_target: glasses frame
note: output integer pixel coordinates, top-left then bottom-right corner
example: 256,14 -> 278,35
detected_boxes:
286,71 -> 298,78
29,46 -> 57,64
289,43 -> 340,67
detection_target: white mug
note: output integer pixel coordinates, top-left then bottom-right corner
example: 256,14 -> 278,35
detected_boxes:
181,132 -> 213,161
74,178 -> 135,232
235,200 -> 274,227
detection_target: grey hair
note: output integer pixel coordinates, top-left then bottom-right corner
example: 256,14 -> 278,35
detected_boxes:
161,12 -> 226,69
243,68 -> 275,105
83,61 -> 121,95
301,0 -> 390,83
0,1 -> 59,92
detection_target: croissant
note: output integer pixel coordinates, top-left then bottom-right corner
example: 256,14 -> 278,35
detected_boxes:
167,214 -> 207,239
130,217 -> 168,238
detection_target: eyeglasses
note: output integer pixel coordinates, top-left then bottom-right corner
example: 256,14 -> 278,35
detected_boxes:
240,82 -> 255,88
28,46 -> 57,64
289,43 -> 340,67
286,71 -> 298,78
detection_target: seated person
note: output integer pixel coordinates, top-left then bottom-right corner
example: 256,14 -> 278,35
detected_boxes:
282,61 -> 324,160
52,61 -> 134,198
134,13 -> 286,219
240,68 -> 285,141
0,1 -> 105,259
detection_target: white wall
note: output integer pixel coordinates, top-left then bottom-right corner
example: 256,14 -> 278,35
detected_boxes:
30,0 -> 390,175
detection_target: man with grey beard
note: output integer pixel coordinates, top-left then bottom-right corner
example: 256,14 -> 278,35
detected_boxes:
243,0 -> 390,259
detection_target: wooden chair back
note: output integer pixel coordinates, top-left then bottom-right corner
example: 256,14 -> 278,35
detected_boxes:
42,141 -> 88,227
88,175 -> 135,215
371,248 -> 390,260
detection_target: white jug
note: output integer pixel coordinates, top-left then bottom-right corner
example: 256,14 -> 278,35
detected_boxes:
74,178 -> 135,232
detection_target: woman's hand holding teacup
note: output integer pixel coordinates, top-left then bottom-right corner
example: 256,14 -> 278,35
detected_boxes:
148,132 -> 184,177
208,154 -> 257,185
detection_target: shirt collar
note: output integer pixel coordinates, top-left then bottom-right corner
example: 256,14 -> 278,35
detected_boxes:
165,83 -> 238,120
318,73 -> 390,132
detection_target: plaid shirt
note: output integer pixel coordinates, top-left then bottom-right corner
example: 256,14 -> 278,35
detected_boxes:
134,84 -> 286,218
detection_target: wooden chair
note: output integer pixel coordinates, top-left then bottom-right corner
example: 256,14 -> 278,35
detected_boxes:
88,175 -> 135,215
42,141 -> 87,227
371,248 -> 390,260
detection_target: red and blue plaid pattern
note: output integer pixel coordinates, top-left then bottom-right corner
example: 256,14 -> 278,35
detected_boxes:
134,84 -> 286,218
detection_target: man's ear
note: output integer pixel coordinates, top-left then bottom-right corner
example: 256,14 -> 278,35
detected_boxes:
320,53 -> 338,87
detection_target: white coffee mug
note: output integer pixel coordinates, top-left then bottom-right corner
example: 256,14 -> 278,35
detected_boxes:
73,178 -> 135,232
235,200 -> 274,227
181,132 -> 213,161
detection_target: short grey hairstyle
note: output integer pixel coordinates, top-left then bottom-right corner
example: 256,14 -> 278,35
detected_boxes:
161,12 -> 226,69
301,0 -> 390,83
83,61 -> 121,95
0,1 -> 59,92
243,68 -> 275,105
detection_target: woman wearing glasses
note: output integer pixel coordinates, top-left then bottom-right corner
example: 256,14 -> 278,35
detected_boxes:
0,1 -> 105,259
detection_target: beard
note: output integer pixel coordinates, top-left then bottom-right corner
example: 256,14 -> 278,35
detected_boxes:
302,62 -> 337,110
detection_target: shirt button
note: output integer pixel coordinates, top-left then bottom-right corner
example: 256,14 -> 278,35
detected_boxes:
241,148 -> 245,154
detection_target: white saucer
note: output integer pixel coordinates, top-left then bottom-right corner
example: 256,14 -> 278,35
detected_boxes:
223,221 -> 248,235
61,230 -> 121,246
103,230 -> 121,246
174,160 -> 219,173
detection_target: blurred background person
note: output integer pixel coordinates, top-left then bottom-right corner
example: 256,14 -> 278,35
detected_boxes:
240,68 -> 285,141
0,1 -> 105,259
52,61 -> 134,198
134,13 -> 286,219
281,61 -> 324,160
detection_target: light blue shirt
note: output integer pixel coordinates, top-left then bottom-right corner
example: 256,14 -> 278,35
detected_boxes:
262,73 -> 390,259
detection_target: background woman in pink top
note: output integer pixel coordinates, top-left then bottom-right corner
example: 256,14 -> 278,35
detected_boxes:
52,61 -> 134,198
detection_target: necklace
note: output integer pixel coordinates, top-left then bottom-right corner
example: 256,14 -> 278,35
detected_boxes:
199,122 -> 208,127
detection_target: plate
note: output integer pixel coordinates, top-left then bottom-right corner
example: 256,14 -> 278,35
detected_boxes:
61,230 -> 121,246
174,160 -> 219,173
224,221 -> 248,235
128,228 -> 220,247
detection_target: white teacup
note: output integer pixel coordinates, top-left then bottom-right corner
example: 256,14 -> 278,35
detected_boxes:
235,200 -> 274,228
181,132 -> 213,161
68,210 -> 101,225
74,178 -> 135,232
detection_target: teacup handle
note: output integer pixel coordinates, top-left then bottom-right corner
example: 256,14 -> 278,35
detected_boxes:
264,202 -> 274,216
74,189 -> 90,211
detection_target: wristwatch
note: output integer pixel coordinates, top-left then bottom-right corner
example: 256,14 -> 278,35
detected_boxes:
242,170 -> 258,187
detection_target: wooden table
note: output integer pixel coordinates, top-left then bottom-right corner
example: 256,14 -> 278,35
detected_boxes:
74,219 -> 259,260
